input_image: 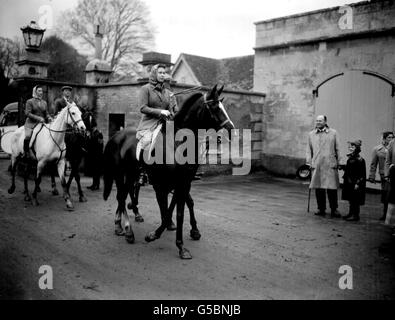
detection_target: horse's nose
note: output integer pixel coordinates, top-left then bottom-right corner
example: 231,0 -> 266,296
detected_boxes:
224,120 -> 235,132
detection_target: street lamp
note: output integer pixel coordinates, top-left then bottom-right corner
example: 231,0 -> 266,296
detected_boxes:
20,21 -> 45,51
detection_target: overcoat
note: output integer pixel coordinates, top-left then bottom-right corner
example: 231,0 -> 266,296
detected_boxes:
306,126 -> 340,189
341,153 -> 366,205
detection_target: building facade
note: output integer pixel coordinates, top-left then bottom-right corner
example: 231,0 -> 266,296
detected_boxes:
254,0 -> 395,179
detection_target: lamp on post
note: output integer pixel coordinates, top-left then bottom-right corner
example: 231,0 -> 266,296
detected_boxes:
21,21 -> 45,51
15,20 -> 49,78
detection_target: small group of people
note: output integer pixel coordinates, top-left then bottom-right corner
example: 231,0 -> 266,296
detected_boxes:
306,115 -> 395,231
23,85 -> 103,190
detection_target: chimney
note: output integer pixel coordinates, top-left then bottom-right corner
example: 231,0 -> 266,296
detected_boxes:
95,25 -> 103,60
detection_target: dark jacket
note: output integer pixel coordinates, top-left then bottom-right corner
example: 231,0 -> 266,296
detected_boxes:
24,97 -> 51,129
54,97 -> 74,115
388,165 -> 395,204
342,153 -> 366,205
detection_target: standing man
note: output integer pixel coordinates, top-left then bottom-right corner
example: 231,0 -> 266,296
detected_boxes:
54,86 -> 74,115
87,124 -> 104,191
368,131 -> 394,220
306,115 -> 342,218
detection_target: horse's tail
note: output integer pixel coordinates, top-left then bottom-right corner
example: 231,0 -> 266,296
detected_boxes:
102,137 -> 117,201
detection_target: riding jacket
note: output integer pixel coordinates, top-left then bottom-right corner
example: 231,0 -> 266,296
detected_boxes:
136,83 -> 178,132
24,97 -> 51,129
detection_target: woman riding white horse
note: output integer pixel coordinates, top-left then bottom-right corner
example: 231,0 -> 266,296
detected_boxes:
8,100 -> 86,209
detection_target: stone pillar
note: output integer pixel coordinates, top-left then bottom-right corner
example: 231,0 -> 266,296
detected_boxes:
85,25 -> 112,84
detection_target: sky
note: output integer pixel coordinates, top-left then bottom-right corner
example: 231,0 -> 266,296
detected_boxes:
0,0 -> 356,62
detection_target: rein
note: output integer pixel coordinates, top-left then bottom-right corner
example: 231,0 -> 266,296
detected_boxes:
37,105 -> 83,163
173,86 -> 204,96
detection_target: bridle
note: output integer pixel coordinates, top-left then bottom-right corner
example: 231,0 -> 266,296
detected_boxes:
203,94 -> 232,129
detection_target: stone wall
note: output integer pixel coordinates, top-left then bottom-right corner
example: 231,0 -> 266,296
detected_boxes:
254,0 -> 395,176
12,77 -> 265,174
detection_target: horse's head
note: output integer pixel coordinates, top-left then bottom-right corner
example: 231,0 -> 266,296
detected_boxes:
66,102 -> 86,132
204,84 -> 235,133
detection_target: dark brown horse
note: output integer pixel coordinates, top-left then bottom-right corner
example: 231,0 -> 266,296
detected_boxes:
49,111 -> 96,208
103,84 -> 234,259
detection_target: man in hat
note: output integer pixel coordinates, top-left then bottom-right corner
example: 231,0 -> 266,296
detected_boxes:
306,115 -> 342,218
54,86 -> 74,115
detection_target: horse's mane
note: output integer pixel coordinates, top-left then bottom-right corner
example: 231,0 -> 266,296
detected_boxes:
174,92 -> 203,123
52,106 -> 67,122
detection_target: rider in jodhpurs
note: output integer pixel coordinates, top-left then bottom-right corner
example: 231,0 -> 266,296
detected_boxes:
23,85 -> 52,159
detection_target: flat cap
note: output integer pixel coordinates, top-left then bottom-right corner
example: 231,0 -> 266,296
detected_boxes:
61,86 -> 72,91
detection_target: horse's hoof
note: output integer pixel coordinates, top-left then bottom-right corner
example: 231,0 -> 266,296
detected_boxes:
8,185 -> 15,194
190,229 -> 201,241
79,196 -> 87,202
145,231 -> 158,242
32,199 -> 39,206
115,224 -> 125,236
134,213 -> 144,223
66,200 -> 74,211
24,195 -> 31,202
52,189 -> 59,196
167,220 -> 176,231
125,229 -> 135,244
179,248 -> 192,259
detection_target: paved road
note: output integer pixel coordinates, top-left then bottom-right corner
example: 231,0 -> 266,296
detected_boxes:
0,158 -> 394,299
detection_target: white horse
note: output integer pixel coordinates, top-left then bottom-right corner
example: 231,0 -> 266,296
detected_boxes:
7,102 -> 86,210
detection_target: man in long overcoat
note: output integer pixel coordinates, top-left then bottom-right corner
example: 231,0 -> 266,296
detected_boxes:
306,115 -> 342,218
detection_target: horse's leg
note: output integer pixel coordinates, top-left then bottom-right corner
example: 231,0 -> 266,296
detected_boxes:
32,160 -> 46,206
115,174 -> 134,243
113,172 -> 124,236
186,193 -> 201,240
166,192 -> 177,231
145,187 -> 169,242
57,158 -> 74,210
8,156 -> 18,194
70,158 -> 86,203
23,160 -> 31,202
50,163 -> 59,196
128,177 -> 144,222
175,189 -> 192,259
75,167 -> 87,202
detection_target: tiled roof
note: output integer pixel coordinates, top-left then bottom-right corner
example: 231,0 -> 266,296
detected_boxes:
178,53 -> 254,91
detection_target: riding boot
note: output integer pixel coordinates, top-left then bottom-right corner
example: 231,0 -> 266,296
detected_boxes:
138,149 -> 148,186
23,138 -> 30,160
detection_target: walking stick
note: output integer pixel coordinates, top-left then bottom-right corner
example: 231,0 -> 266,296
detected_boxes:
307,187 -> 311,213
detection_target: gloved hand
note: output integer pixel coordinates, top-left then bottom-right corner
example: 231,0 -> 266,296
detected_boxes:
39,117 -> 45,123
160,110 -> 171,120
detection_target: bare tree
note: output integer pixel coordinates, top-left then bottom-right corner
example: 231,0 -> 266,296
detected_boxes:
0,37 -> 23,79
56,0 -> 155,78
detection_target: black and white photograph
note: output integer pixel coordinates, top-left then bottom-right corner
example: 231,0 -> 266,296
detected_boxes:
0,0 -> 394,306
